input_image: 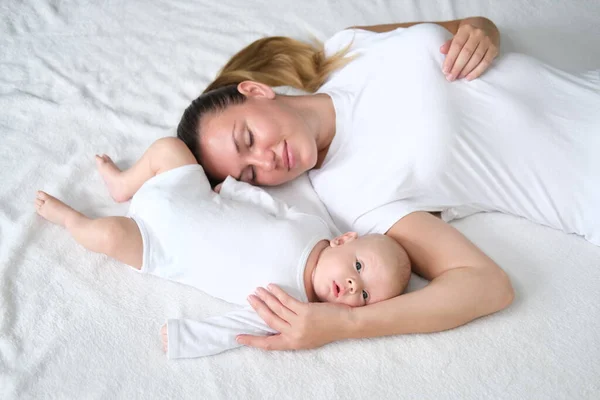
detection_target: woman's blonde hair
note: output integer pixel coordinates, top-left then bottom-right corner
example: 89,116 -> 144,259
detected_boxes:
204,36 -> 351,93
177,35 -> 351,186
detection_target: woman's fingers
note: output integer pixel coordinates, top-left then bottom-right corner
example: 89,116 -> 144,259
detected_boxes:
439,39 -> 451,55
236,333 -> 289,350
247,293 -> 290,332
441,21 -> 499,81
264,284 -> 302,313
253,284 -> 299,320
465,50 -> 496,80
240,300 -> 352,351
445,34 -> 480,81
442,29 -> 470,76
457,45 -> 487,79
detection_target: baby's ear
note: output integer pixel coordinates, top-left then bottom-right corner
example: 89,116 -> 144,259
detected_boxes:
331,231 -> 358,247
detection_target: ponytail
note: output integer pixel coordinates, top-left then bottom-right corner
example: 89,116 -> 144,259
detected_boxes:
204,36 -> 351,93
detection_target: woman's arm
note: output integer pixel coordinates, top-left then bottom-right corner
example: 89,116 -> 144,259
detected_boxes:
237,212 -> 513,350
346,211 -> 513,336
349,19 -> 460,34
351,16 -> 500,81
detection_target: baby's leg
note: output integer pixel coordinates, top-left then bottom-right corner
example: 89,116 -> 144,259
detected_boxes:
98,137 -> 198,202
35,191 -> 143,269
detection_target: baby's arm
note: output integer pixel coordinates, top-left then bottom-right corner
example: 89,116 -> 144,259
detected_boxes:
161,308 -> 277,359
99,137 -> 197,202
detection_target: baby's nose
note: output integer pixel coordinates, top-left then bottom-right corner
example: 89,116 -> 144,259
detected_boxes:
347,278 -> 361,294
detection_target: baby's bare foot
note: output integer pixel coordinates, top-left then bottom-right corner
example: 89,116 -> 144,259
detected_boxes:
35,191 -> 78,227
95,154 -> 130,203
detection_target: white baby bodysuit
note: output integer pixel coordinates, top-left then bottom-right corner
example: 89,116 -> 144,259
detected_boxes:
127,164 -> 332,358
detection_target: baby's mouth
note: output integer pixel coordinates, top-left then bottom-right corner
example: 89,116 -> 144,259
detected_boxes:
333,281 -> 340,298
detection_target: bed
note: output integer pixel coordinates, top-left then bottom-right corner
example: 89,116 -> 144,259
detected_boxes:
1,1 -> 599,399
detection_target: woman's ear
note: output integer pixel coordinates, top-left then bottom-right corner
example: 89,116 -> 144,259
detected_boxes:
237,81 -> 276,99
330,231 -> 359,247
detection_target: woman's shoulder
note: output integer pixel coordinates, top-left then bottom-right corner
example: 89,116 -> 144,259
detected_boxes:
322,27 -> 384,57
323,23 -> 449,57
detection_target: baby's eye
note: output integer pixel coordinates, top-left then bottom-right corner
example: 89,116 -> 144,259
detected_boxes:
362,290 -> 369,301
355,261 -> 362,272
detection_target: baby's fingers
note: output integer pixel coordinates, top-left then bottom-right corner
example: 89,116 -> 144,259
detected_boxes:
160,324 -> 168,353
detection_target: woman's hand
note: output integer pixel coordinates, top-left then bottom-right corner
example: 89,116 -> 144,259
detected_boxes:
236,284 -> 353,350
440,17 -> 500,81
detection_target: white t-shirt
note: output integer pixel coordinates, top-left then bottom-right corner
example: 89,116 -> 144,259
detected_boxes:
127,165 -> 331,358
310,23 -> 600,245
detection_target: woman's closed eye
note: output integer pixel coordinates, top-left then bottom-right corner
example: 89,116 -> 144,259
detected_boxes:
242,128 -> 256,183
247,128 -> 254,148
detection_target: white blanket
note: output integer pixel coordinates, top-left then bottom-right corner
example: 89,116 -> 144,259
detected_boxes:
1,1 -> 599,399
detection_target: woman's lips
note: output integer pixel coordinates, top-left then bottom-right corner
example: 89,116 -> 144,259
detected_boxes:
286,141 -> 295,171
282,141 -> 290,170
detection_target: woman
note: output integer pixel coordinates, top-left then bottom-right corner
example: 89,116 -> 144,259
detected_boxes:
176,16 -> 599,351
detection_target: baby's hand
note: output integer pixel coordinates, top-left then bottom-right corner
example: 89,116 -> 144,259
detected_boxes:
160,324 -> 168,354
214,183 -> 223,193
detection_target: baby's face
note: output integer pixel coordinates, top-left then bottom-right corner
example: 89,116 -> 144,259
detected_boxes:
312,233 -> 410,307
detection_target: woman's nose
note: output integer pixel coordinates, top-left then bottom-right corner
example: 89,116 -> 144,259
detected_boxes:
250,150 -> 276,171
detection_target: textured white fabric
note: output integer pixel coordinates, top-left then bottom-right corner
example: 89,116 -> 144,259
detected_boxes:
310,24 -> 600,245
3,1 -> 600,399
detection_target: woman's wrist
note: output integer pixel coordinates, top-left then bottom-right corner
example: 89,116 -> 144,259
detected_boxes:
338,305 -> 364,340
460,16 -> 500,47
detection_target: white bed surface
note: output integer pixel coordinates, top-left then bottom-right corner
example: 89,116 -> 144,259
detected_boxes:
1,1 -> 600,399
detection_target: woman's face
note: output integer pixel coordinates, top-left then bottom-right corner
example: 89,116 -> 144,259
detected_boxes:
198,82 -> 319,186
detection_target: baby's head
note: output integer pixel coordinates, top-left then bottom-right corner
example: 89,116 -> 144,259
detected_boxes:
312,232 -> 411,307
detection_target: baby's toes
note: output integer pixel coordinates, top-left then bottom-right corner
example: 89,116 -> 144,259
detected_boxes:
102,154 -> 116,165
36,191 -> 50,201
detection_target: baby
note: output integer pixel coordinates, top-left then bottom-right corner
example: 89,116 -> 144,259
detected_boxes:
35,137 -> 411,358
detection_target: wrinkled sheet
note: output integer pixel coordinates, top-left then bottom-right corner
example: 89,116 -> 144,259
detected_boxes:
1,1 -> 599,399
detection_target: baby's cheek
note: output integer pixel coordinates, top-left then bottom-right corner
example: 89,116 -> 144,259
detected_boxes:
315,284 -> 328,302
342,297 -> 362,307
